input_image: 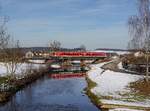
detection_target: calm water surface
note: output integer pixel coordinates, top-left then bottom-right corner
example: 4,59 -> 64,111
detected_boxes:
0,74 -> 100,111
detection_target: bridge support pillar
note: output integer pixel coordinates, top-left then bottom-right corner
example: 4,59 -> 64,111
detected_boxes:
80,59 -> 86,71
62,59 -> 72,71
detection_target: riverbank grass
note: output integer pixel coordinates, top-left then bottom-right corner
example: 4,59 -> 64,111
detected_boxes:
0,77 -> 8,84
85,77 -> 101,106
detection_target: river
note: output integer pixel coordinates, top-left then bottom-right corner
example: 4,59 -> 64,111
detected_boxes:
0,73 -> 100,111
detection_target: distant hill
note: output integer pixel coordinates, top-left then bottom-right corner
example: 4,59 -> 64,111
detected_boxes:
20,47 -> 85,53
95,48 -> 129,52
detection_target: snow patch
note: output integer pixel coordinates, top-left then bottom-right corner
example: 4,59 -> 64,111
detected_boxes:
102,99 -> 150,108
87,61 -> 150,108
51,64 -> 61,68
93,50 -> 129,55
0,62 -> 46,77
118,62 -> 124,70
28,60 -> 45,64
109,108 -> 144,111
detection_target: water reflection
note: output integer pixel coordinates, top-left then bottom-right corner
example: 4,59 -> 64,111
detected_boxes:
3,103 -> 80,111
0,76 -> 99,111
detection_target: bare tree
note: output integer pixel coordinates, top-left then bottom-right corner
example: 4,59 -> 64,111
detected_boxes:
0,17 -> 10,50
2,39 -> 23,76
0,17 -> 10,61
79,44 -> 86,51
128,0 -> 150,81
49,40 -> 61,51
0,17 -> 23,76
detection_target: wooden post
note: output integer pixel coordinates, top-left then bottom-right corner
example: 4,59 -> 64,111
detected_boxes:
146,52 -> 149,82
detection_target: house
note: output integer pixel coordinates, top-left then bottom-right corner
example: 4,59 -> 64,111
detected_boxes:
25,51 -> 34,58
134,51 -> 144,57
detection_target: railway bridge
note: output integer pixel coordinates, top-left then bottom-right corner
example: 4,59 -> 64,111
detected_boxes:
26,51 -> 107,63
51,51 -> 107,60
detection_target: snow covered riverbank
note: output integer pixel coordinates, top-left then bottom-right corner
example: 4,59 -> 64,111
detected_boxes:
0,62 -> 47,103
0,62 -> 46,77
87,61 -> 150,111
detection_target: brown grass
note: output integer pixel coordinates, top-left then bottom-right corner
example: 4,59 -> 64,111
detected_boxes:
129,78 -> 150,96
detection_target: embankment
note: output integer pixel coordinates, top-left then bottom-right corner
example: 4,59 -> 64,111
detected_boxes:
0,67 -> 48,103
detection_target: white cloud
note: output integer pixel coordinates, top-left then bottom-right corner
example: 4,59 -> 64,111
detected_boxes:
0,0 -> 134,49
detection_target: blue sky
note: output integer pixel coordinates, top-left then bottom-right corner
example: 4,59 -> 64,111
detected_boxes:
0,0 -> 137,49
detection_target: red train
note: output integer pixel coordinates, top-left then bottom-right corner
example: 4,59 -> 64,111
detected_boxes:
51,51 -> 107,57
